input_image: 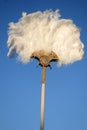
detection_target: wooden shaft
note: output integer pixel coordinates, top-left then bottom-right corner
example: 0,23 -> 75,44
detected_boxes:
40,67 -> 46,130
42,67 -> 46,84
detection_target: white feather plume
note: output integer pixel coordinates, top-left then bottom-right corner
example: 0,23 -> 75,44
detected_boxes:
7,10 -> 84,65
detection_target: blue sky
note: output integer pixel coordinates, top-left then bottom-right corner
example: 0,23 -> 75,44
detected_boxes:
0,0 -> 87,130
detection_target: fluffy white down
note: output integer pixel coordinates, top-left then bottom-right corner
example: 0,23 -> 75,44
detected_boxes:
7,10 -> 84,65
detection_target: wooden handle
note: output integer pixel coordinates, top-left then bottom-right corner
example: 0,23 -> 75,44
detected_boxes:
42,67 -> 46,84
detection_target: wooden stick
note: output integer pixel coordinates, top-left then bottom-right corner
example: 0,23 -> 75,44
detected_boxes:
40,67 -> 46,130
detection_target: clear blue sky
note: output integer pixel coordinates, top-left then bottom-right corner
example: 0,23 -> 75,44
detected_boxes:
0,0 -> 87,130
